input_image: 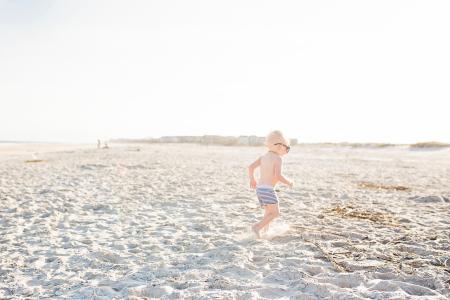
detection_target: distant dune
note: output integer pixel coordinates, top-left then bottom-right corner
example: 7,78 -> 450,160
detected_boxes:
110,135 -> 298,147
109,136 -> 404,148
410,141 -> 450,149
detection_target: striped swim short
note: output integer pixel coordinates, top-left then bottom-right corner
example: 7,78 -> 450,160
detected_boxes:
256,185 -> 279,208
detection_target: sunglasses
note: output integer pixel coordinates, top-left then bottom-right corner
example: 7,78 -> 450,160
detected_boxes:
274,143 -> 290,153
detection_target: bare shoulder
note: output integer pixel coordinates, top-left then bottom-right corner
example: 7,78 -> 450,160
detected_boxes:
266,152 -> 281,164
261,152 -> 272,160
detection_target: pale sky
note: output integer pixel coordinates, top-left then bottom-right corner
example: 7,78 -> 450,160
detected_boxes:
1,0 -> 449,143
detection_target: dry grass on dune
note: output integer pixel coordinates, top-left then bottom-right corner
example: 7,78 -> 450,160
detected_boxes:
410,142 -> 450,149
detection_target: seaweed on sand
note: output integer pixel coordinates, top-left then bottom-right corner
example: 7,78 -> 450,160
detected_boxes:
357,181 -> 411,192
25,159 -> 46,163
326,205 -> 400,226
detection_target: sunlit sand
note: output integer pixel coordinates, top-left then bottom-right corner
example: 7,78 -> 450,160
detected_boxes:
0,143 -> 449,299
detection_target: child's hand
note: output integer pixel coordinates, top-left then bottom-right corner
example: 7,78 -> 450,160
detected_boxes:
250,179 -> 257,189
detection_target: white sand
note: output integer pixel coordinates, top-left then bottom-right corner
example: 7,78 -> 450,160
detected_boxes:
0,143 -> 449,299
0,142 -> 93,161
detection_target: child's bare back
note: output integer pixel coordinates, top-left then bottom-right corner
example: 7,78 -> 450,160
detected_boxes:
258,151 -> 288,187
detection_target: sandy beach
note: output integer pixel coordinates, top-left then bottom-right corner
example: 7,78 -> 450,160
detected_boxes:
0,143 -> 449,299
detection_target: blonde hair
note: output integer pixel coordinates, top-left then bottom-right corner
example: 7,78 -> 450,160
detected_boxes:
265,130 -> 290,148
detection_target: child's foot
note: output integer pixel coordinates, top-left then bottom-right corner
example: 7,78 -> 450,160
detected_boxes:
252,225 -> 261,238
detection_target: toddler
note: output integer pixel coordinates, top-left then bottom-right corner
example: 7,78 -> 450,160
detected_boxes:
248,130 -> 293,238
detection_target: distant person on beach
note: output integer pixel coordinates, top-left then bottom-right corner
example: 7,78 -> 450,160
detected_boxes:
248,130 -> 293,238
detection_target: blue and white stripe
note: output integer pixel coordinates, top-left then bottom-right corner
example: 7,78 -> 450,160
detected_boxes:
256,185 -> 279,207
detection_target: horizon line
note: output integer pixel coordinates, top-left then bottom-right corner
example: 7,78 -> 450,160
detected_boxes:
2,135 -> 450,146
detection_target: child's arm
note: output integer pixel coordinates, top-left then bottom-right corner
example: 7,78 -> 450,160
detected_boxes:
248,157 -> 261,189
274,157 -> 293,188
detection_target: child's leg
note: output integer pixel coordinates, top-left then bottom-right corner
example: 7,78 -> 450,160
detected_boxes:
263,203 -> 281,233
253,204 -> 280,235
261,209 -> 271,233
252,210 -> 264,238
